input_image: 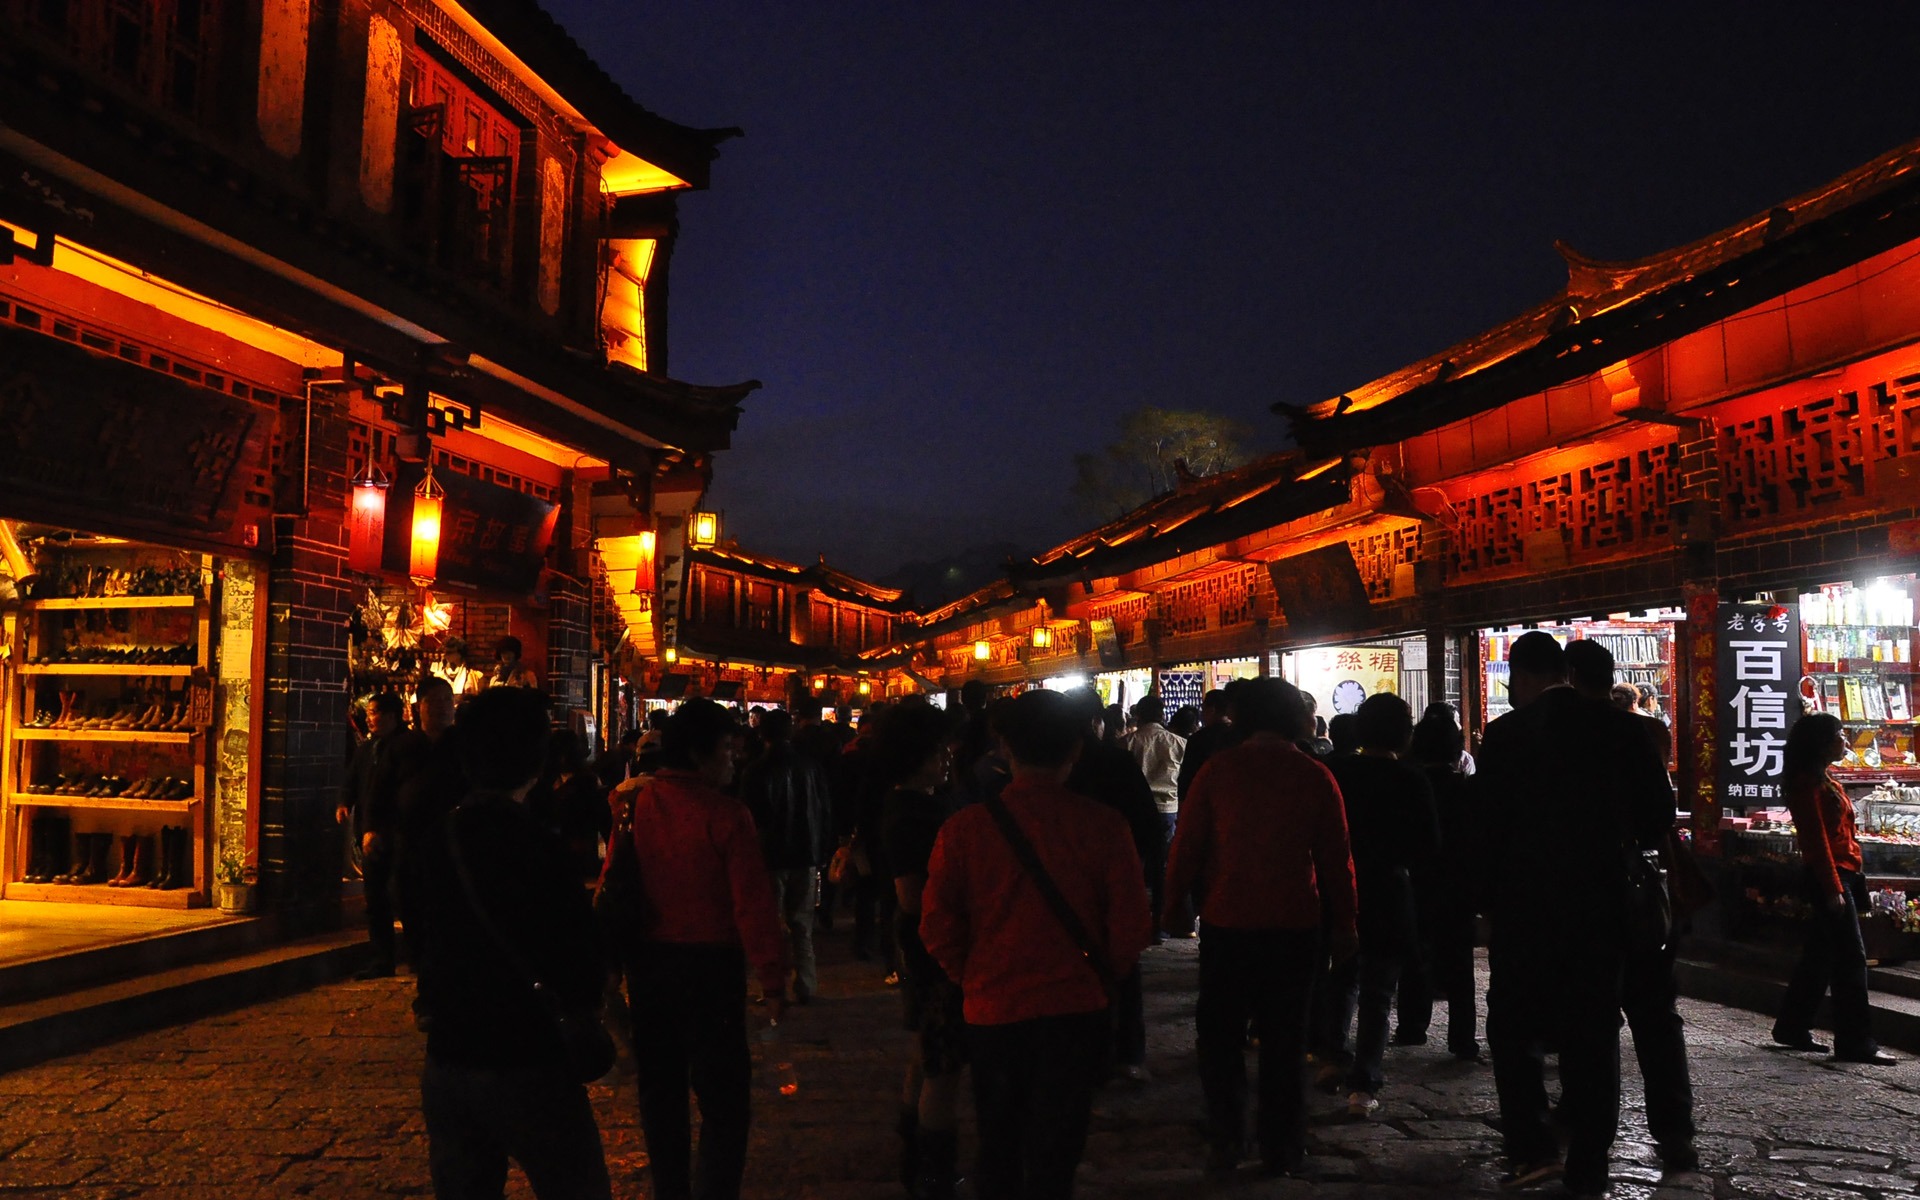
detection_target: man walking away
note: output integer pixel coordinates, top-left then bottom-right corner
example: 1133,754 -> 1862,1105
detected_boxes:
1405,713 -> 1482,1061
1062,686 -> 1164,1081
1175,688 -> 1241,807
921,690 -> 1153,1200
1165,679 -> 1358,1179
739,708 -> 833,1004
1566,638 -> 1697,1174
407,687 -> 612,1200
616,699 -> 789,1200
1478,632 -> 1674,1196
1122,696 -> 1185,848
339,691 -> 430,979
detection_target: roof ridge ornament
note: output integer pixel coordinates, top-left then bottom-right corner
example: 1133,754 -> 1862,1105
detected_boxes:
1554,239 -> 1660,300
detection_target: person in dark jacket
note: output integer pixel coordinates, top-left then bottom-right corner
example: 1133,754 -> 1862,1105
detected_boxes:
406,686 -> 612,1199
1176,688 -> 1242,806
1477,631 -> 1675,1196
337,691 -> 431,979
528,734 -> 612,886
1063,686 -> 1165,1080
1403,713 -> 1481,1061
1322,693 -> 1439,1118
738,708 -> 833,1003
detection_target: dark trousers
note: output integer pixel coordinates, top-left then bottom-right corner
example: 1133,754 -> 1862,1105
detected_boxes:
421,1058 -> 611,1200
1622,938 -> 1694,1150
1196,925 -> 1318,1165
1114,965 -> 1147,1068
1429,915 -> 1480,1055
1488,942 -> 1623,1184
1395,934 -> 1432,1039
1776,869 -> 1878,1056
969,1009 -> 1110,1200
1328,948 -> 1403,1094
364,842 -> 398,969
625,944 -> 752,1200
852,873 -> 899,968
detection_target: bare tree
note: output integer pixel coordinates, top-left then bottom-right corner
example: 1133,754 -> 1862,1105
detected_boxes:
1071,406 -> 1253,518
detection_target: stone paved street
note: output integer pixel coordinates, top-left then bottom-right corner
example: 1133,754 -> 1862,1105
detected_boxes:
1,934 -> 1918,1199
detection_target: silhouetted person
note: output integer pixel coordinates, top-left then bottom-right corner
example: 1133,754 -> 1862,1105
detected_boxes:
1773,711 -> 1898,1065
1403,713 -> 1481,1060
738,708 -> 833,1003
1325,712 -> 1359,757
408,686 -> 612,1199
922,690 -> 1153,1200
1477,631 -> 1673,1196
1166,678 -> 1357,1178
339,691 -> 430,979
1567,638 -> 1697,1171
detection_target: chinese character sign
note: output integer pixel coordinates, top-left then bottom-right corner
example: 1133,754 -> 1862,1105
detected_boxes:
1716,602 -> 1800,805
1290,647 -> 1399,715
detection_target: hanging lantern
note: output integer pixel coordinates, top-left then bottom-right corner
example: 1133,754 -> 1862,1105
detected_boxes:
858,678 -> 873,696
973,639 -> 991,661
409,463 -> 446,586
811,674 -> 828,692
663,646 -> 678,664
347,461 -> 390,574
690,511 -> 719,548
635,529 -> 658,594
1030,626 -> 1053,650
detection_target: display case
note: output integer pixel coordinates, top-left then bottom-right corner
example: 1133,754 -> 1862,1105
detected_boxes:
1799,577 -> 1920,780
2,548 -> 211,908
1481,617 -> 1679,764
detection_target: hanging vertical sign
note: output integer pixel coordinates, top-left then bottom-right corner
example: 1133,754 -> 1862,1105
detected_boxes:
1717,601 -> 1800,810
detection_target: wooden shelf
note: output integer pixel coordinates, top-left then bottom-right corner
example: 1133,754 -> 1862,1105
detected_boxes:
13,728 -> 194,743
6,792 -> 198,814
2,881 -> 205,908
23,595 -> 200,611
16,663 -> 193,676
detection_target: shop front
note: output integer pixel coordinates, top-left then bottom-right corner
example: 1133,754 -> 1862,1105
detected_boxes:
1279,637 -> 1428,719
1475,610 -> 1683,753
1158,657 -> 1263,711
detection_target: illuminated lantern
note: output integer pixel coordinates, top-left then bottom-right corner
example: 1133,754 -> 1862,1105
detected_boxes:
858,679 -> 872,696
690,511 -> 719,548
347,461 -> 390,574
1030,626 -> 1053,650
663,647 -> 678,664
811,675 -> 828,692
973,639 -> 991,661
635,529 -> 658,594
409,463 -> 445,586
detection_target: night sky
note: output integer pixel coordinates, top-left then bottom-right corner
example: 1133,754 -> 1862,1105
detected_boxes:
541,2 -> 1920,581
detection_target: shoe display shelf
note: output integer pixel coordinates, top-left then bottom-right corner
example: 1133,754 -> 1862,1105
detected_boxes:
3,584 -> 211,909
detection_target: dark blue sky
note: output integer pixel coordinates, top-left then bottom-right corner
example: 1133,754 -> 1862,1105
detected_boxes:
542,1 -> 1920,578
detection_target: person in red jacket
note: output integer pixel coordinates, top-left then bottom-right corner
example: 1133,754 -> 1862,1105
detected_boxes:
921,690 -> 1153,1200
1164,678 -> 1357,1180
616,699 -> 789,1200
1773,711 -> 1896,1064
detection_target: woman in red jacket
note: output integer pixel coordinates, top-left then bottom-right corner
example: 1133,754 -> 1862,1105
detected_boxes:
1771,713 -> 1896,1064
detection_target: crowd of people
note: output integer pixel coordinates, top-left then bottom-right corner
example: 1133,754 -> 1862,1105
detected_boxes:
333,629 -> 1897,1200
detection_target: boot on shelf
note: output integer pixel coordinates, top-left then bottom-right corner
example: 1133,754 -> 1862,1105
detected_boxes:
110,836 -> 152,888
153,826 -> 190,891
105,835 -> 138,887
148,827 -> 175,890
22,816 -> 57,884
51,830 -> 91,885
76,833 -> 113,885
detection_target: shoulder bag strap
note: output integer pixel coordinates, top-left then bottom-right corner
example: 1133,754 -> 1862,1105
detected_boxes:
981,793 -> 1118,1002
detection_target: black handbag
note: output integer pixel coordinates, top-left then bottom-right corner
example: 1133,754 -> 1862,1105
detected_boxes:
1624,845 -> 1673,953
448,807 -> 616,1084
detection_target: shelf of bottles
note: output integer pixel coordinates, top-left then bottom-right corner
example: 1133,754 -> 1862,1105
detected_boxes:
1481,616 -> 1679,763
1801,577 -> 1920,777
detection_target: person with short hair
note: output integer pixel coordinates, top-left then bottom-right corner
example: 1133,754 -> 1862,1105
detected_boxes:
1121,694 -> 1185,852
488,635 -> 539,690
737,707 -> 832,1004
1478,631 -> 1674,1195
921,691 -> 1152,1199
615,699 -> 789,1200
1405,713 -> 1481,1059
407,686 -> 613,1199
338,691 -> 430,979
433,636 -> 480,698
1166,678 -> 1357,1178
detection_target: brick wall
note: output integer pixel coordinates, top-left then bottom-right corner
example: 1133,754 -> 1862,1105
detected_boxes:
263,388 -> 356,930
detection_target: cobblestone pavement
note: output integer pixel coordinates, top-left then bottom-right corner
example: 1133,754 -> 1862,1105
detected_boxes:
1,932 -> 1918,1199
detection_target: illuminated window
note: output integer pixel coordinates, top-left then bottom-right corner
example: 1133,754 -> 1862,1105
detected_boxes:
601,238 -> 656,372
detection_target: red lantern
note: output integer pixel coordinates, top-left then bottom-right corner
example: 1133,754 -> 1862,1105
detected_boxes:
347,462 -> 389,574
409,463 -> 445,586
635,529 -> 657,594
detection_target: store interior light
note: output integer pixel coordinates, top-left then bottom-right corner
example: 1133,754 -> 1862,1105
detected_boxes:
408,463 -> 445,586
690,511 -> 720,548
347,461 -> 390,574
973,639 -> 991,661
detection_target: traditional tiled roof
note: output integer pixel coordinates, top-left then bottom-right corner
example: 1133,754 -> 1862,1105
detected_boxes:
687,543 -> 915,613
1284,137 -> 1920,455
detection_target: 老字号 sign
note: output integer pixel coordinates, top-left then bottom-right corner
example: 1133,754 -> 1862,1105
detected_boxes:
1717,602 -> 1801,805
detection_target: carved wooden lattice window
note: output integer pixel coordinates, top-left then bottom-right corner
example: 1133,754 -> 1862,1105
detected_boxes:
1089,595 -> 1150,645
1721,385 -> 1889,525
1349,525 -> 1424,602
7,0 -> 225,118
1448,444 -> 1678,576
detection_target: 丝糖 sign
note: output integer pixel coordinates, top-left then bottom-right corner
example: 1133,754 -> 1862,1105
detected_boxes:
1717,602 -> 1801,804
